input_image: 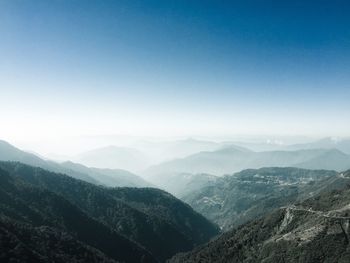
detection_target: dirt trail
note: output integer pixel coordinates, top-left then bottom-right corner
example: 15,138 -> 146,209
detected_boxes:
282,205 -> 350,220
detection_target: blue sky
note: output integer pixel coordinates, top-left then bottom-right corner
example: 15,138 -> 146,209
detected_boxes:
1,0 -> 350,141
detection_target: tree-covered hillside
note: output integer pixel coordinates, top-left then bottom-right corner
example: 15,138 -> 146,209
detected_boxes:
170,170 -> 350,263
0,163 -> 154,263
0,161 -> 219,262
0,216 -> 118,263
0,140 -> 151,188
183,167 -> 339,229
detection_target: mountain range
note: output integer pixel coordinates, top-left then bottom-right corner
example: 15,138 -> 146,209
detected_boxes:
3,138 -> 350,262
182,167 -> 341,230
129,138 -> 223,163
145,146 -> 350,177
286,137 -> 350,154
73,145 -> 151,172
232,137 -> 350,154
71,138 -> 223,170
0,140 -> 150,188
146,172 -> 218,198
0,161 -> 219,262
170,170 -> 350,263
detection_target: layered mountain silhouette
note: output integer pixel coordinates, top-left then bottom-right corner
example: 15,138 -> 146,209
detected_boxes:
3,138 -> 350,262
0,140 -> 150,187
228,137 -> 350,154
145,146 -> 350,176
286,137 -> 350,154
130,138 -> 223,163
146,172 -> 218,198
61,161 -> 151,187
73,146 -> 150,172
0,161 -> 219,261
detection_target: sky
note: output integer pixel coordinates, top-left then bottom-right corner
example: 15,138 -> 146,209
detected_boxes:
1,0 -> 350,145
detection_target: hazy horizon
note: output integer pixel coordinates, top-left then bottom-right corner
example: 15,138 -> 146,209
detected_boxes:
1,0 -> 350,144
1,134 -> 348,161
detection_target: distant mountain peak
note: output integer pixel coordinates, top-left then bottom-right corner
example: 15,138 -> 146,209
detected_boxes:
216,145 -> 252,153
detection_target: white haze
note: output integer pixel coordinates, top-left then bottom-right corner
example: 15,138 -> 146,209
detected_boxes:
5,134 -> 346,165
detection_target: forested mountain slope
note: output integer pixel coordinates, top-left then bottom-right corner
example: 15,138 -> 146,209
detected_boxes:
0,161 -> 219,261
0,164 -> 154,263
183,167 -> 339,229
170,170 -> 350,263
0,140 -> 150,187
